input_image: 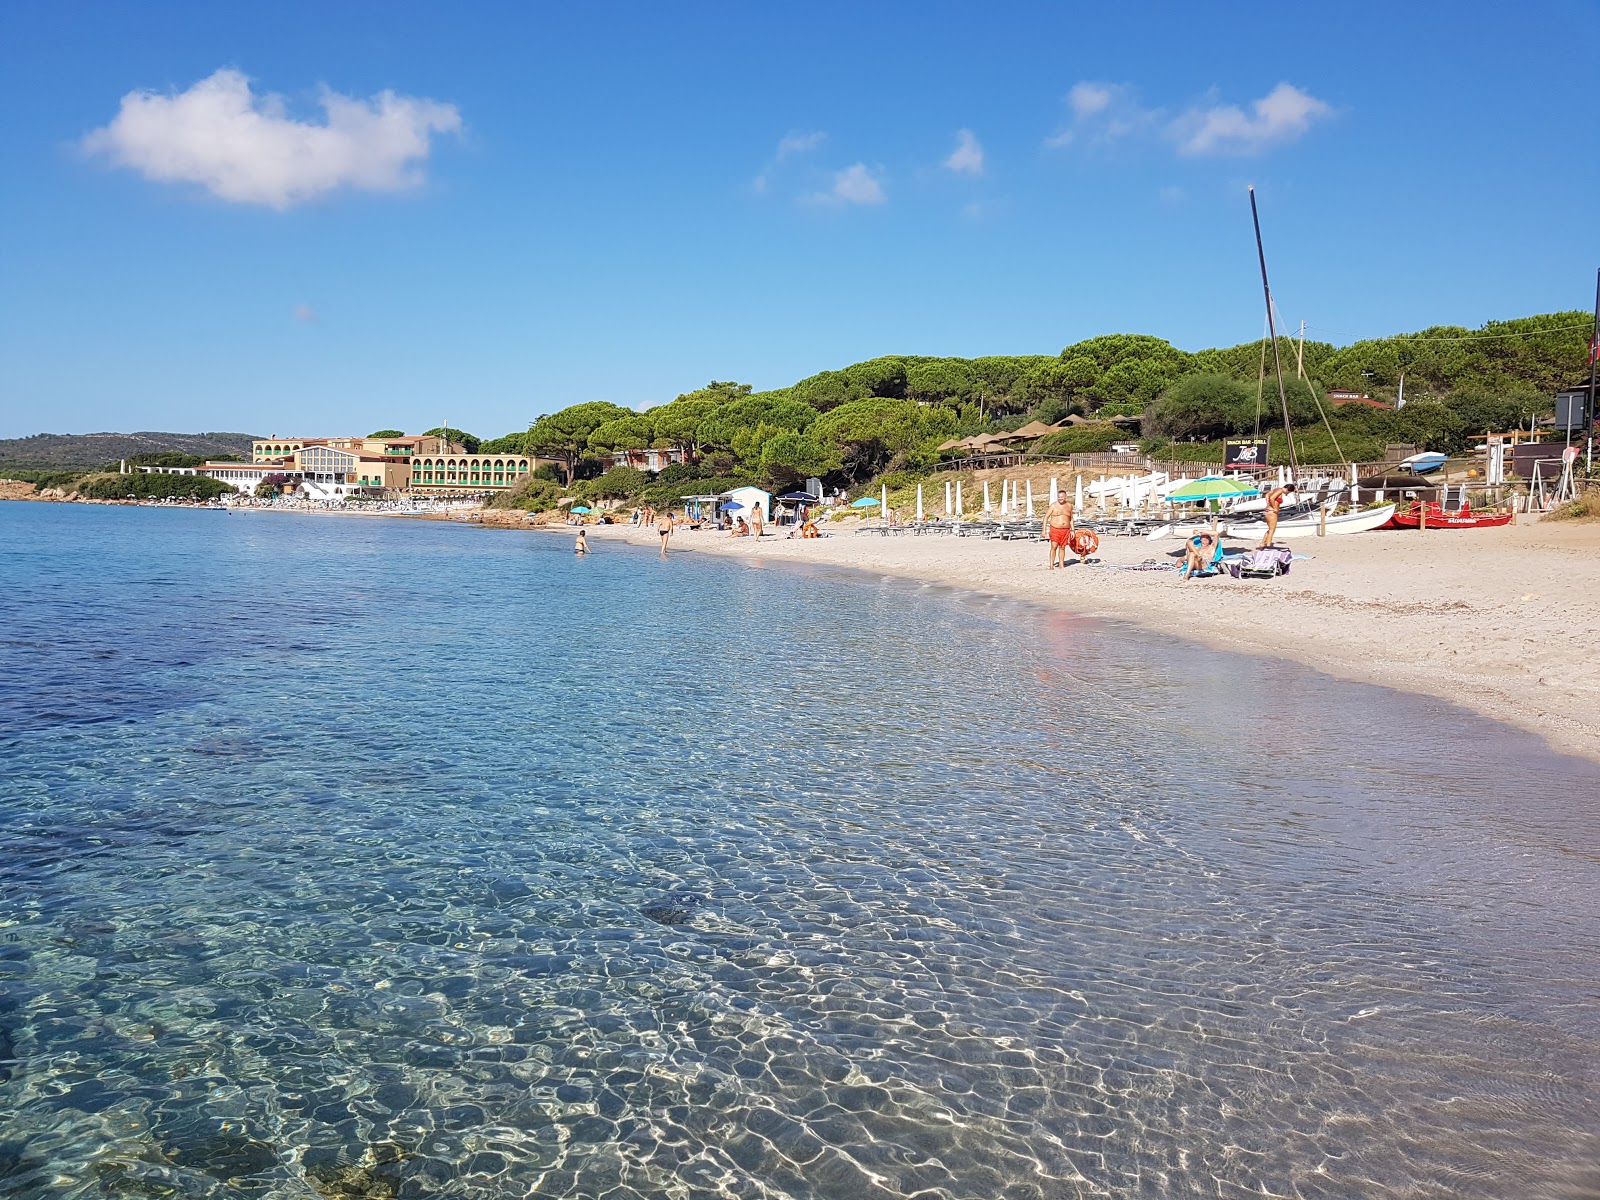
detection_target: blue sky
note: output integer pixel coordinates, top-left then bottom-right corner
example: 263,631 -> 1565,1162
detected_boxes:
2,1 -> 1597,440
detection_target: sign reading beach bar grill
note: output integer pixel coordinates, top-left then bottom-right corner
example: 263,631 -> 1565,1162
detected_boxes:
1224,438 -> 1271,470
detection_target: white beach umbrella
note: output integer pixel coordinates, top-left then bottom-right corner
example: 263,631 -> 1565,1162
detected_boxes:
916,484 -> 924,521
1074,475 -> 1083,510
983,481 -> 992,513
955,480 -> 963,515
1025,479 -> 1034,517
944,480 -> 952,516
1049,475 -> 1058,504
881,483 -> 889,523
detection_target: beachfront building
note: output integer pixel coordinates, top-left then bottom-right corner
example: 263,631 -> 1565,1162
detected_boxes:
604,446 -> 687,473
253,433 -> 463,464
136,462 -> 301,494
297,444 -> 413,496
410,454 -> 533,493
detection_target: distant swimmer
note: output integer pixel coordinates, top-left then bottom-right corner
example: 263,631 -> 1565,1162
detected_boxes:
574,529 -> 589,556
1046,489 -> 1075,569
1260,482 -> 1296,548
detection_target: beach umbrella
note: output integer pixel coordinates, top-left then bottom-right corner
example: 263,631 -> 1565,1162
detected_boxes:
916,484 -> 924,521
570,505 -> 592,514
1167,477 -> 1260,503
1049,475 -> 1058,504
1025,479 -> 1034,517
1074,475 -> 1083,510
955,480 -> 963,515
983,481 -> 992,513
849,496 -> 880,508
944,480 -> 952,516
881,483 -> 889,523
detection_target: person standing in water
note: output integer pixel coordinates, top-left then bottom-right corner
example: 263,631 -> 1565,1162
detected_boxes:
655,509 -> 675,554
1045,489 -> 1075,569
1259,482 -> 1296,547
574,529 -> 590,556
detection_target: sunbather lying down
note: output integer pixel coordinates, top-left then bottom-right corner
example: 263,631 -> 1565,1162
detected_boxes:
1180,532 -> 1224,580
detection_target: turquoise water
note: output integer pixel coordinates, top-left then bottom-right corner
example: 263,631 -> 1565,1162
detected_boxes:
1,501 -> 1597,1200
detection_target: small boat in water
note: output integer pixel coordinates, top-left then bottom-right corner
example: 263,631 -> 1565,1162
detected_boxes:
1388,502 -> 1513,530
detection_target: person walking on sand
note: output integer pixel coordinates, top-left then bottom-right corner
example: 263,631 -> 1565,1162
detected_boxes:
655,509 -> 675,554
750,502 -> 763,539
1259,482 -> 1296,548
1045,489 -> 1075,569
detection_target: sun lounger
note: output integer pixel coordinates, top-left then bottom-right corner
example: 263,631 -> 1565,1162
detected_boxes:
1229,547 -> 1293,579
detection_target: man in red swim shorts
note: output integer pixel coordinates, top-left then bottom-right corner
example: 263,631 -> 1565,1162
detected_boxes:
1045,489 -> 1075,569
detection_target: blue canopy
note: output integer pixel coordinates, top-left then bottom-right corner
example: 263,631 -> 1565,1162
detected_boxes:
849,497 -> 881,508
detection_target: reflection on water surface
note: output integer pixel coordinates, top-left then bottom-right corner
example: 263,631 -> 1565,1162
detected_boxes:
1,503 -> 1596,1198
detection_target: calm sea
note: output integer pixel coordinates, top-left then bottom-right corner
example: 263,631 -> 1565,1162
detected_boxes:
1,501 -> 1597,1199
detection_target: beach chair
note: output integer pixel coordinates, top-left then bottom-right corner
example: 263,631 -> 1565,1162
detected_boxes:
1229,547 -> 1292,579
1179,536 -> 1226,580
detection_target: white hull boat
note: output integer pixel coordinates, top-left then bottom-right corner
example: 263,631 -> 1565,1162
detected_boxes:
1257,503 -> 1396,538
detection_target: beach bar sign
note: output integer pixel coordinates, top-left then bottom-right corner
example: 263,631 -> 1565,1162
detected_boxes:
1224,438 -> 1271,470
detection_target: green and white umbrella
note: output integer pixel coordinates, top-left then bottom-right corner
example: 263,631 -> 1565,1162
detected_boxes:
1166,477 -> 1259,503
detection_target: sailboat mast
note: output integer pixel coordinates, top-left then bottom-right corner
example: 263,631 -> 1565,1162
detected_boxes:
1249,186 -> 1299,477
1587,267 -> 1599,449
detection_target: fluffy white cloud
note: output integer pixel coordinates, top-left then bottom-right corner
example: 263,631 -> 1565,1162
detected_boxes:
1172,83 -> 1333,156
81,68 -> 462,209
818,163 -> 886,206
1068,82 -> 1113,118
776,130 -> 827,160
292,303 -> 318,322
943,128 -> 984,175
1048,80 -> 1331,157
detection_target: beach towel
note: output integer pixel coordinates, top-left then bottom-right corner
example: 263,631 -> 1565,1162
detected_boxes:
1229,547 -> 1293,579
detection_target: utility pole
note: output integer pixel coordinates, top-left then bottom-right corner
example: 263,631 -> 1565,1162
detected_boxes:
1296,320 -> 1306,379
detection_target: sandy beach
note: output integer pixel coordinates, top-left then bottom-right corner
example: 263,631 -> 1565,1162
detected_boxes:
578,515 -> 1600,765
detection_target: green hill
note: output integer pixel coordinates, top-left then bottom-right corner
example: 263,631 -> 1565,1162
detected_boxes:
0,430 -> 259,472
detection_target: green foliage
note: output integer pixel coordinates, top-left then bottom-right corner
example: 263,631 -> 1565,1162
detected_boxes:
479,432 -> 529,455
1033,423 -> 1124,455
8,468 -> 86,488
489,476 -> 567,512
422,427 -> 481,453
843,357 -> 909,399
525,403 -> 633,481
1146,374 -> 1256,440
367,429 -> 406,439
583,465 -> 650,499
75,472 -> 233,500
254,473 -> 292,498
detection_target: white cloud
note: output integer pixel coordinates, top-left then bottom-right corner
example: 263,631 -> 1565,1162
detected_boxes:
1172,82 -> 1333,156
292,303 -> 318,322
943,128 -> 984,175
1048,80 -> 1331,158
776,130 -> 826,160
81,68 -> 462,209
1068,82 -> 1113,117
813,163 -> 885,206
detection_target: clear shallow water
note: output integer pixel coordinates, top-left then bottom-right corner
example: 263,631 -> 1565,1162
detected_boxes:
1,502 -> 1597,1200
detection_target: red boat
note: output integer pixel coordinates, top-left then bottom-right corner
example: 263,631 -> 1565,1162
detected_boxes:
1388,501 -> 1513,530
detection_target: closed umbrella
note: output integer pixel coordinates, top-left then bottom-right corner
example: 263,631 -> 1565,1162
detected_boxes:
881,483 -> 888,523
983,481 -> 991,513
955,480 -> 963,515
1074,475 -> 1083,511
1049,476 -> 1058,505
944,480 -> 952,516
916,484 -> 924,521
1025,479 -> 1034,517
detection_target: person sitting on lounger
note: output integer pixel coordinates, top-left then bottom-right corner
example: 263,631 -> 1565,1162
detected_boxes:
1181,532 -> 1223,580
